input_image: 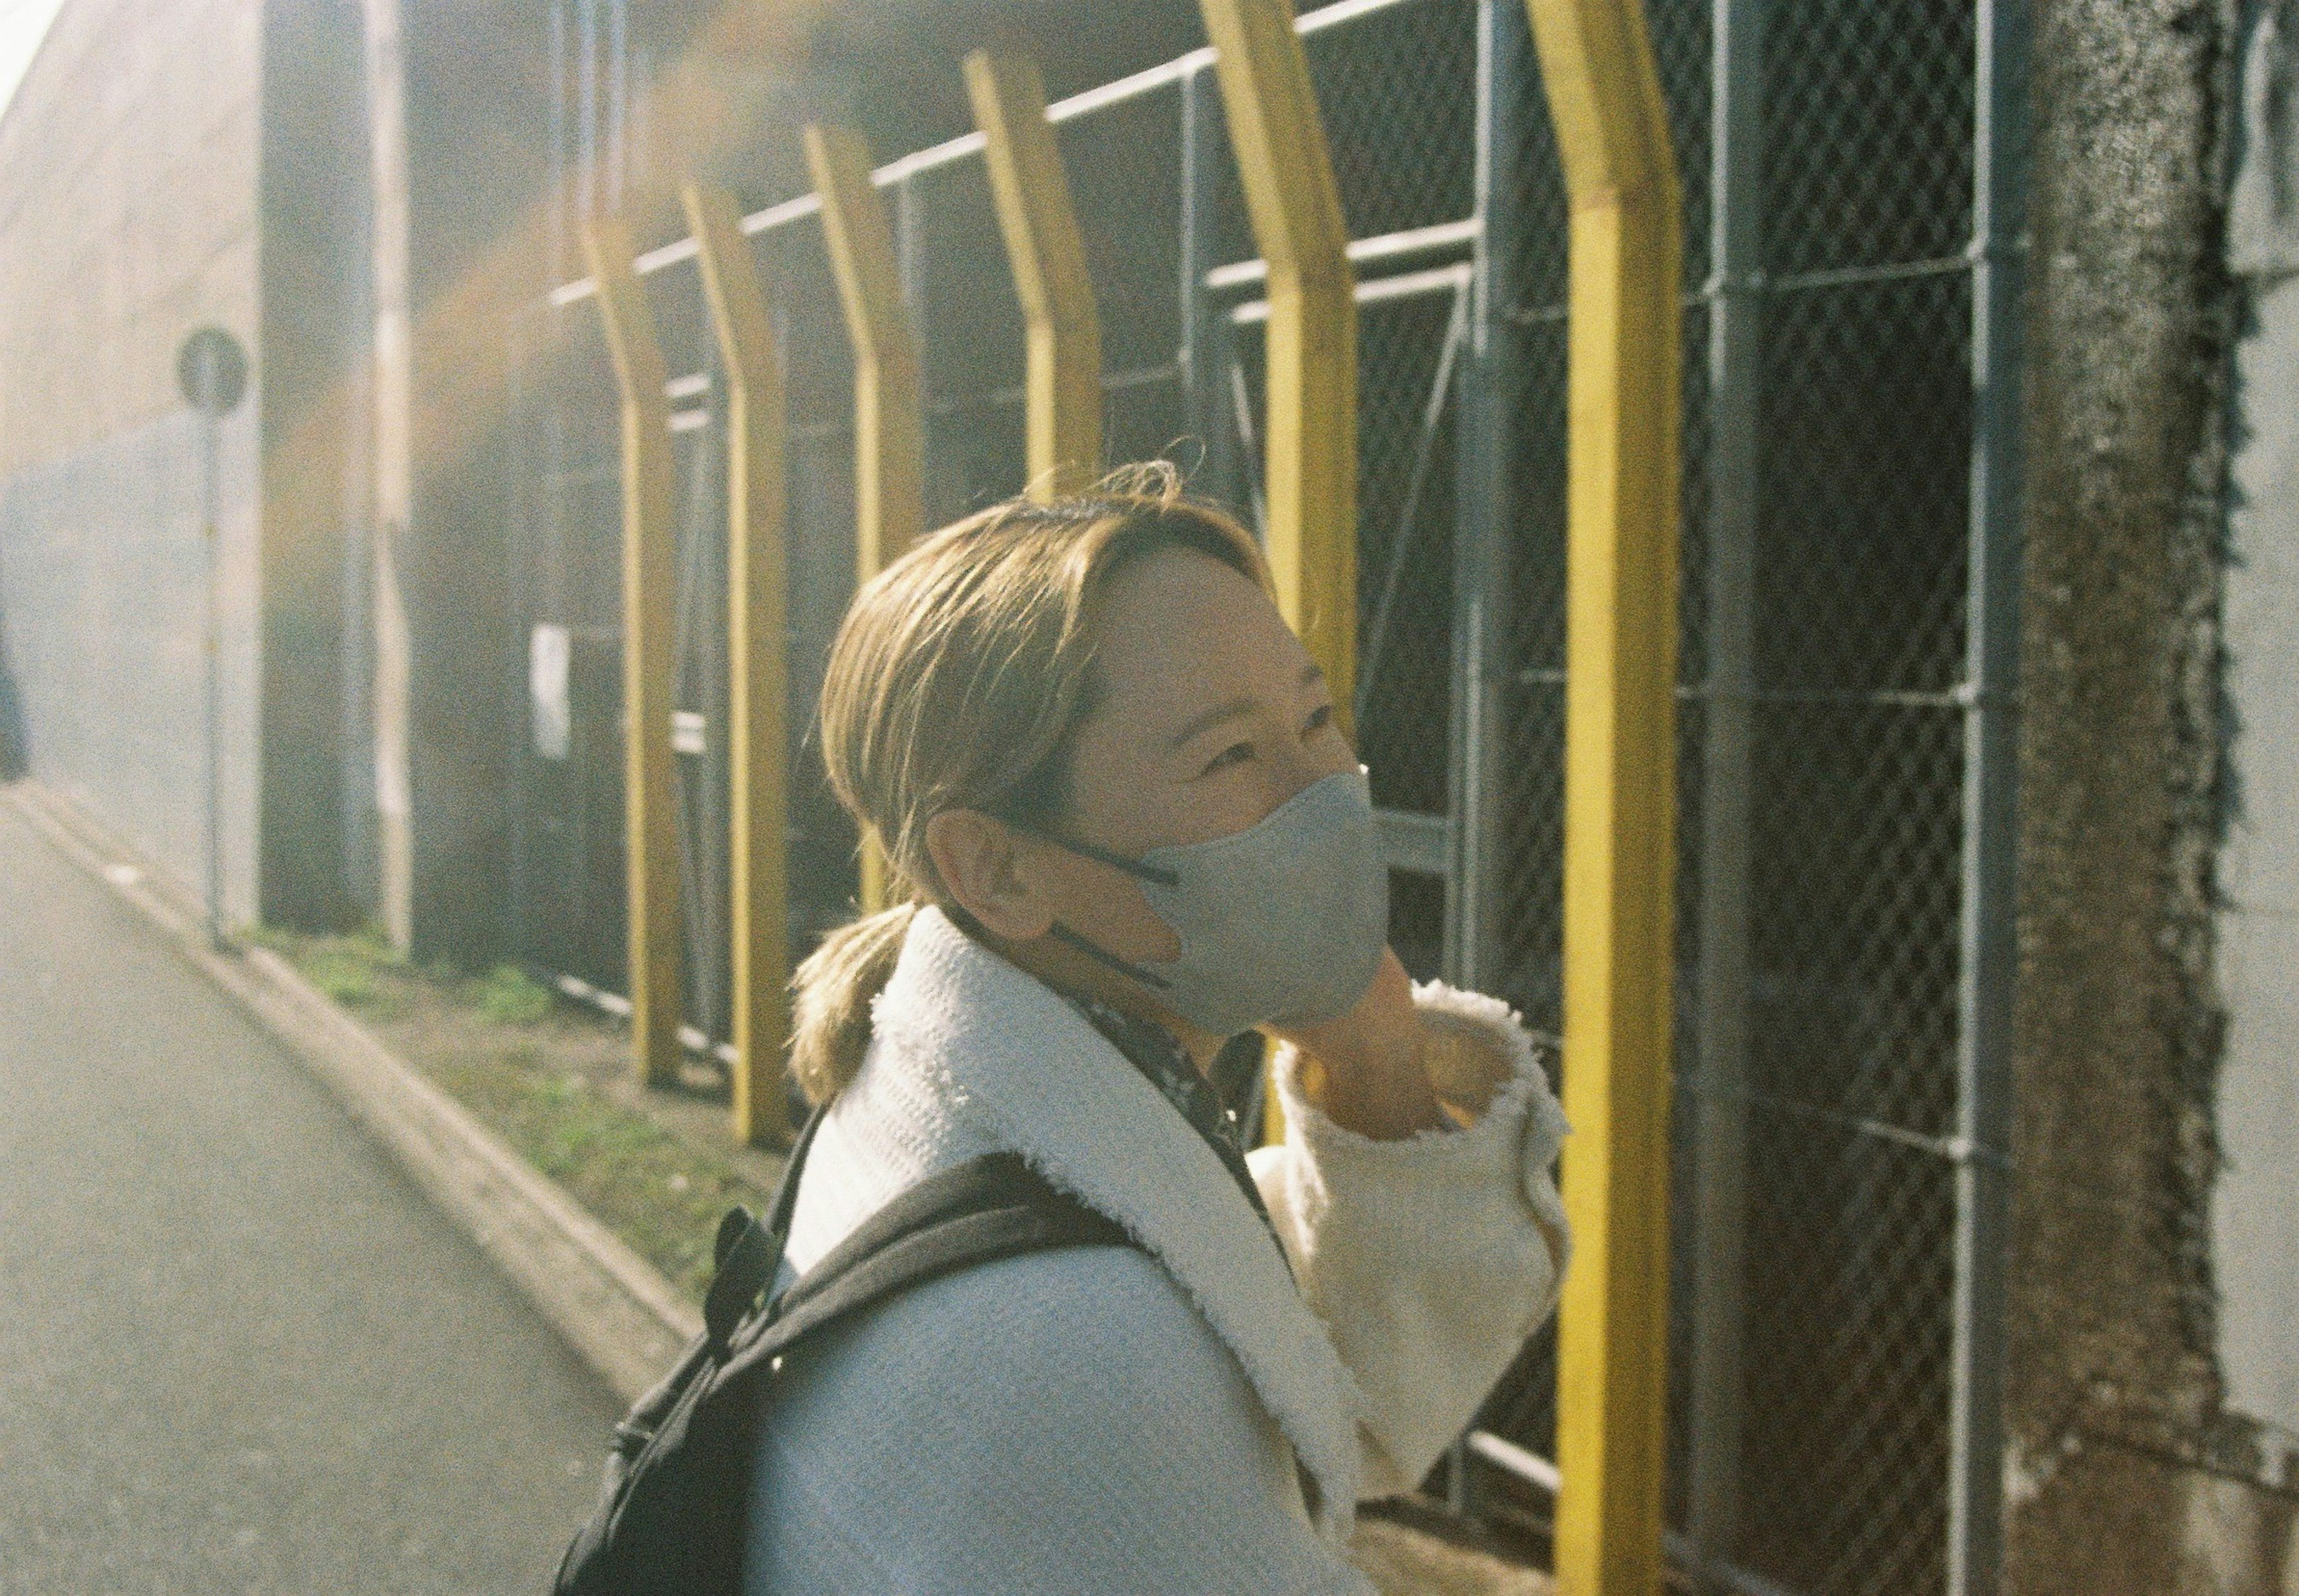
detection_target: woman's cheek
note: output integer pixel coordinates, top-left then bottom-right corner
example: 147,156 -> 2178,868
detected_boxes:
1098,886 -> 1184,962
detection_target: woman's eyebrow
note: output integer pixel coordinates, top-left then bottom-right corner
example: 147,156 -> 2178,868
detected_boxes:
1165,665 -> 1329,751
1167,696 -> 1255,751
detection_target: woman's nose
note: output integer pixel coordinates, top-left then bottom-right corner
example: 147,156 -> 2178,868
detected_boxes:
1266,723 -> 1352,811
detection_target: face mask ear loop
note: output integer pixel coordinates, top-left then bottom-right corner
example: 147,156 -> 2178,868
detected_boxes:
1045,921 -> 1175,991
995,816 -> 1181,990
1002,819 -> 1181,888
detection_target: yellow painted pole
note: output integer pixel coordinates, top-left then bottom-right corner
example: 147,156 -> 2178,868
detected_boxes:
1197,0 -> 1356,1148
1528,1 -> 1683,1591
584,216 -> 687,1090
1196,0 -> 1357,727
805,122 -> 924,914
683,180 -> 793,1149
964,48 -> 1103,498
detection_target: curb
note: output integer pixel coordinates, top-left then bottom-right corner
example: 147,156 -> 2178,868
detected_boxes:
5,781 -> 699,1407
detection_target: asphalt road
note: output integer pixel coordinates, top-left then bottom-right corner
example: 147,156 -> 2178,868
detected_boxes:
0,806 -> 623,1595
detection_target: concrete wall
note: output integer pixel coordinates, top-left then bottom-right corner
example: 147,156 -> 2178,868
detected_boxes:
2012,2 -> 2297,1591
396,0 -> 553,965
0,0 -> 263,921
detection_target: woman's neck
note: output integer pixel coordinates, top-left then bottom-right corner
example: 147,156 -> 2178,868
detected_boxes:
946,908 -> 1229,1073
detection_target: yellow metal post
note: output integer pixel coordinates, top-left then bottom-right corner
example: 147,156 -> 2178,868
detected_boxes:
806,122 -> 924,914
1528,1 -> 1683,1591
1198,0 -> 1357,1148
584,216 -> 687,1090
1196,0 -> 1358,727
683,180 -> 794,1149
965,48 -> 1103,498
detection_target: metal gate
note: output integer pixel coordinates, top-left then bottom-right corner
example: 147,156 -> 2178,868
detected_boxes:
505,1 -> 2024,1589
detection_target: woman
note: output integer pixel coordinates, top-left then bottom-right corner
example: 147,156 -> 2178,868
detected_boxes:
747,470 -> 1570,1593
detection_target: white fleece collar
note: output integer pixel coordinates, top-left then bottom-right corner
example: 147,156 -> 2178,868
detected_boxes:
869,907 -> 1363,1532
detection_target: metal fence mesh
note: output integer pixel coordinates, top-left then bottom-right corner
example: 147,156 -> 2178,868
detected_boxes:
506,2 -> 2009,1589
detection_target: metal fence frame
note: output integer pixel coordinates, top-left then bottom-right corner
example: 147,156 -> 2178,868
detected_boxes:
507,2 -> 2028,1589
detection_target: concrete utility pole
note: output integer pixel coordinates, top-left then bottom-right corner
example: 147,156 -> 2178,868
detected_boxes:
363,0 -> 415,955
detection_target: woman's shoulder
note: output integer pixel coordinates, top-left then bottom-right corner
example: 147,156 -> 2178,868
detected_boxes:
780,1238 -> 1252,1415
747,1242 -> 1333,1593
759,1239 -> 1294,1492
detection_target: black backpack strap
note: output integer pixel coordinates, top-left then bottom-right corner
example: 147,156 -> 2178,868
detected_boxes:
554,1142 -> 1136,1596
699,1103 -> 830,1354
727,1152 -> 1132,1372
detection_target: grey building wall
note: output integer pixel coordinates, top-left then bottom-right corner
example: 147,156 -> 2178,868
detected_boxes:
256,0 -> 372,931
0,0 -> 264,923
395,0 -> 554,966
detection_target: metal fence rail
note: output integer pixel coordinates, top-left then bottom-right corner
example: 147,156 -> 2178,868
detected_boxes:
504,2 -> 2021,1589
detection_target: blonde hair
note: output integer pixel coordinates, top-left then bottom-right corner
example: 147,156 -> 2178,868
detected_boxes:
788,465 -> 1270,1104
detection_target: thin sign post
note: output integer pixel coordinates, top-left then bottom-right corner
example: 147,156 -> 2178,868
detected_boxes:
176,326 -> 248,952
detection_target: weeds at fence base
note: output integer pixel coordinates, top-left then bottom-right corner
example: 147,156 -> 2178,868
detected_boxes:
473,964 -> 556,1025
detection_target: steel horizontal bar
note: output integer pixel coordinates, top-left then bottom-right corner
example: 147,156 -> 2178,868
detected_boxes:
904,357 -> 1181,423
1230,259 -> 1472,323
545,0 -> 1442,307
1375,807 -> 1453,875
551,972 -> 742,1070
1494,248 -> 1983,333
1049,47 -> 1215,119
1678,682 -> 1981,709
1205,216 -> 1482,290
1670,1077 -> 2000,1166
1464,1432 -> 1805,1596
1517,669 -> 1985,712
1298,0 -> 1439,34
1700,250 -> 1976,300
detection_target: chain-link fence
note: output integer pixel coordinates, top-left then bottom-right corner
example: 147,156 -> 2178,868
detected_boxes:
505,2 -> 2021,1589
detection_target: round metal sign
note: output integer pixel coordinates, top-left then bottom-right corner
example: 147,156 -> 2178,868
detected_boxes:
175,326 -> 248,418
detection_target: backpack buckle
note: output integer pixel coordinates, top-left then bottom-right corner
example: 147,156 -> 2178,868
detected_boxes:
702,1207 -> 782,1355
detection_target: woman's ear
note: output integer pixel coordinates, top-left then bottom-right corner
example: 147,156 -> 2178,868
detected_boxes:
923,809 -> 1057,943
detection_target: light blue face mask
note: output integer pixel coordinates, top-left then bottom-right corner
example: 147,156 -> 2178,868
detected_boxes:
1024,767 -> 1390,1038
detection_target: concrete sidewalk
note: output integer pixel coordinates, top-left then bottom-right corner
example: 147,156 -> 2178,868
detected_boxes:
0,802 -> 618,1595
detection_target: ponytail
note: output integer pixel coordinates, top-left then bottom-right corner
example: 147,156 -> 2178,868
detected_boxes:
790,902 -> 917,1105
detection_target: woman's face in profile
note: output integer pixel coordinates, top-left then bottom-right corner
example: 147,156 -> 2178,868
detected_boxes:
1041,547 -> 1360,967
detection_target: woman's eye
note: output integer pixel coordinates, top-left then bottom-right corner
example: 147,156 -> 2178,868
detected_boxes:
1202,741 -> 1254,777
1303,703 -> 1333,736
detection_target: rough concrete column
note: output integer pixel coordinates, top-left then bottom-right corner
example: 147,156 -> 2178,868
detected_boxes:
2009,2 -> 2294,1591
